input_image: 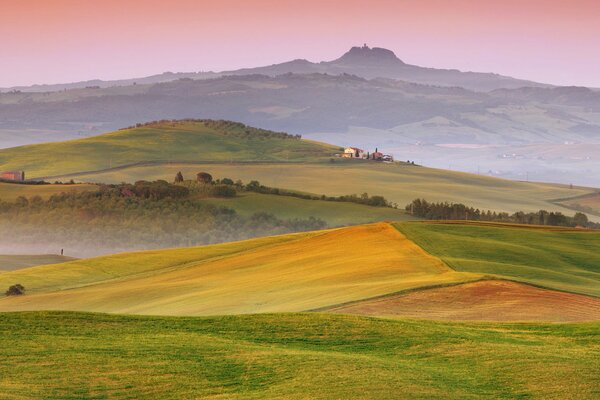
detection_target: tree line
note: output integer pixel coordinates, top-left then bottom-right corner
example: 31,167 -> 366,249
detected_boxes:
0,181 -> 326,257
406,198 -> 598,229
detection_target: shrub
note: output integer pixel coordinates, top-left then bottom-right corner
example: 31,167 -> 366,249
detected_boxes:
197,172 -> 213,184
210,185 -> 236,198
5,284 -> 25,296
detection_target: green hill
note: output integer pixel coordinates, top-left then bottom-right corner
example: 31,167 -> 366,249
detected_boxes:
0,312 -> 598,399
0,120 -> 340,178
396,222 -> 600,297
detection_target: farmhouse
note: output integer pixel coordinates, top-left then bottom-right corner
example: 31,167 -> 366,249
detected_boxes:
343,147 -> 365,158
0,171 -> 25,182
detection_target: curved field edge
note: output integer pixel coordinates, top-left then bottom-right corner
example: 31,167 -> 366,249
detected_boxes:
0,311 -> 598,399
0,223 -> 479,315
325,279 -> 600,322
394,221 -> 600,297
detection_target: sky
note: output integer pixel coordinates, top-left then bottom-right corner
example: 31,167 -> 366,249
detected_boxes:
1,0 -> 599,88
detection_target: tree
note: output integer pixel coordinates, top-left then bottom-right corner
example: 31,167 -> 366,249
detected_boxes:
196,172 -> 213,184
573,212 -> 589,227
5,284 -> 25,296
174,171 -> 184,183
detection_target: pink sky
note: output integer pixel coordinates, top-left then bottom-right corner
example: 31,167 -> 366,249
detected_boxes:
1,0 -> 599,87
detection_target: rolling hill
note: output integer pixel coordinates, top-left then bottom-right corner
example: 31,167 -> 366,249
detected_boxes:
56,160 -> 596,218
1,222 -> 599,319
1,120 -> 593,218
1,312 -> 598,399
0,223 -> 478,315
0,120 -> 339,178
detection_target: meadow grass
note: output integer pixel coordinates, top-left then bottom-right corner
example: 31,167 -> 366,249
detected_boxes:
0,311 -> 598,399
396,222 -> 600,297
0,223 -> 478,315
63,161 -> 594,217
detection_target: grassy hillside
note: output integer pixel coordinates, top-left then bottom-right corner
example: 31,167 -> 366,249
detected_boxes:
0,254 -> 75,272
0,223 -> 477,315
396,222 -> 600,297
64,161 -> 595,217
0,182 -> 96,201
0,120 -> 340,178
202,191 -> 411,225
0,312 -> 598,399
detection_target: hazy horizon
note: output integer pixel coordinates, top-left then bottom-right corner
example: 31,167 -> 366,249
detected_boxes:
2,0 -> 600,88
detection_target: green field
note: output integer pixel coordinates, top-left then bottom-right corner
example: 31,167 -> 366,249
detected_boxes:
0,254 -> 75,272
0,311 -> 598,399
0,121 -> 339,178
0,182 -> 96,201
203,191 -> 411,225
63,161 -> 596,217
396,222 -> 600,297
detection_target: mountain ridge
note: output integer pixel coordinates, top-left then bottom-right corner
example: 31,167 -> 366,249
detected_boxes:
3,45 -> 551,93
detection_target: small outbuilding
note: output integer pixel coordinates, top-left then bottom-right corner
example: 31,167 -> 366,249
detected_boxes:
0,171 -> 25,182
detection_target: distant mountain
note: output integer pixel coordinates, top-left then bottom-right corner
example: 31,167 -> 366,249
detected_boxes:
224,45 -> 551,92
3,45 -> 550,93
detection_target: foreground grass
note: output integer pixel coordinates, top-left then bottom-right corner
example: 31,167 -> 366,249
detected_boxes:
396,222 -> 600,297
0,311 -> 598,399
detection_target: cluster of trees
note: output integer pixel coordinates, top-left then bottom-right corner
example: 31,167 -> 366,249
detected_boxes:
120,119 -> 302,140
0,185 -> 326,257
406,199 -> 598,229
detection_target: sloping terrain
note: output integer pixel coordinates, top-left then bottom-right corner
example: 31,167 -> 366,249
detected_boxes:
329,280 -> 600,322
0,120 -> 339,178
59,161 -> 596,217
0,223 -> 477,315
0,254 -> 75,272
1,312 -> 598,399
396,222 -> 600,297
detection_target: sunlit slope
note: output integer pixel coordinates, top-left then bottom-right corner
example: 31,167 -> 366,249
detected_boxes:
0,120 -> 339,178
1,312 -> 599,400
0,182 -> 96,201
63,161 -> 595,216
396,222 -> 600,297
0,223 -> 478,315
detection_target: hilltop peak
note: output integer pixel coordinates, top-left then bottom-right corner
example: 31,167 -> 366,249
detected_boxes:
332,44 -> 404,65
